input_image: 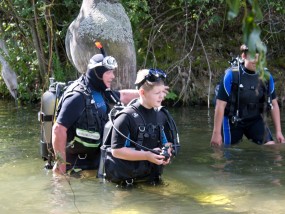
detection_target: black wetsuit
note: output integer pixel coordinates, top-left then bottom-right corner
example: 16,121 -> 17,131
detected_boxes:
111,102 -> 169,150
105,100 -> 171,184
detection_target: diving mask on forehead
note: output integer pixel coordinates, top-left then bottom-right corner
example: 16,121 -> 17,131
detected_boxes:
135,68 -> 167,89
88,56 -> 118,70
145,69 -> 167,82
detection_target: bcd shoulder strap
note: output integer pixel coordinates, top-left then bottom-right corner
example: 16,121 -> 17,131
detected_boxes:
118,103 -> 146,148
228,66 -> 240,117
262,68 -> 272,110
228,66 -> 272,118
158,106 -> 180,156
101,103 -> 146,150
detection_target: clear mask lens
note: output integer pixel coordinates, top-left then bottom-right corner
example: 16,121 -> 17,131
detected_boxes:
102,56 -> 118,70
89,56 -> 118,70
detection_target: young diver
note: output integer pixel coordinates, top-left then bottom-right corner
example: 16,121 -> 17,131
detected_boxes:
102,68 -> 176,185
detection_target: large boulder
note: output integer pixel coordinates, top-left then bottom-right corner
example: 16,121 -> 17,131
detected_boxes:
65,0 -> 136,89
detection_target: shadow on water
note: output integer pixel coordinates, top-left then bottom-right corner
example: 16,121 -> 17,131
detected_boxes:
1,101 -> 285,213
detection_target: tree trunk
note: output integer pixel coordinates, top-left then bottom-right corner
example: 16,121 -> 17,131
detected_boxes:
29,19 -> 47,85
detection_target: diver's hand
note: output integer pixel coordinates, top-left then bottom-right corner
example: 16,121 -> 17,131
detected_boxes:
276,131 -> 285,143
53,162 -> 66,175
145,151 -> 167,165
210,132 -> 223,147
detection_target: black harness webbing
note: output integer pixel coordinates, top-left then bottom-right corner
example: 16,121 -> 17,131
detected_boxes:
227,66 -> 272,120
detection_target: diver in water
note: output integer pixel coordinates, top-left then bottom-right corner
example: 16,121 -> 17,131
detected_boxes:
211,44 -> 285,147
52,54 -> 139,175
102,69 -> 177,185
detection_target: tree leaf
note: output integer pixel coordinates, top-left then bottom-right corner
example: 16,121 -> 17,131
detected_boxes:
226,0 -> 240,19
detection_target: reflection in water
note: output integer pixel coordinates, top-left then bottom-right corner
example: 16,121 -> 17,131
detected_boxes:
0,101 -> 285,213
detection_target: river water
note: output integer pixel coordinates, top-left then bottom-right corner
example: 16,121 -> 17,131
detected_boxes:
1,99 -> 285,214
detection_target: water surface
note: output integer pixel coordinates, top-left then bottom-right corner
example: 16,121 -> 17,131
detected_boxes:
0,100 -> 285,214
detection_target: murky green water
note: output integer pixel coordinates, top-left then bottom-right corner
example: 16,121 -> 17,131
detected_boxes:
1,100 -> 285,214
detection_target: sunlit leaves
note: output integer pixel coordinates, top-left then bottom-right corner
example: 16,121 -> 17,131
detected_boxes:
226,0 -> 240,19
0,0 -> 81,102
121,0 -> 151,25
165,91 -> 178,101
251,0 -> 263,20
226,0 -> 268,78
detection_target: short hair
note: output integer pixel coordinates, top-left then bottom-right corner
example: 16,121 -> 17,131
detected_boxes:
240,44 -> 249,53
135,69 -> 165,91
140,79 -> 165,91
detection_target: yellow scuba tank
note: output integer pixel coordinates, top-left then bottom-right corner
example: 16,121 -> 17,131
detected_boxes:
38,78 -> 66,169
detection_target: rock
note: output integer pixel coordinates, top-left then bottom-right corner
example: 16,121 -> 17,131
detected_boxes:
65,0 -> 136,88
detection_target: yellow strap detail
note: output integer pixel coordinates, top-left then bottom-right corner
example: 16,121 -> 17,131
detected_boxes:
73,136 -> 100,148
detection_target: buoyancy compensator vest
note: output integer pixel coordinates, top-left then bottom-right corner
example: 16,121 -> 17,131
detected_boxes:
56,78 -> 106,156
38,76 -> 106,169
224,66 -> 272,124
97,100 -> 180,182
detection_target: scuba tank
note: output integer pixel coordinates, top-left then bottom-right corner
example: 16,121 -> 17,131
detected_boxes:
38,78 -> 66,169
98,119 -> 112,179
98,91 -> 124,178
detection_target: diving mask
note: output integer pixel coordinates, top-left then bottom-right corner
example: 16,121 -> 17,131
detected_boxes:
88,56 -> 118,70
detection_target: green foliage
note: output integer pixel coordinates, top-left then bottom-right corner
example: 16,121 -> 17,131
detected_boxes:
121,0 -> 152,60
121,0 -> 151,26
0,64 -> 11,98
124,0 -> 232,104
226,0 -> 240,19
0,0 -> 81,103
53,55 -> 66,82
227,0 -> 268,79
271,1 -> 285,14
12,48 -> 41,103
165,91 -> 178,101
0,80 -> 11,98
53,55 -> 78,83
0,10 -> 42,102
1,0 -> 285,105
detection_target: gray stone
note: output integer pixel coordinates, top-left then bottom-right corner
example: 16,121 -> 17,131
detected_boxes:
65,0 -> 136,89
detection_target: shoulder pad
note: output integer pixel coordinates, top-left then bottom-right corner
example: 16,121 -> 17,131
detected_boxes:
114,105 -> 133,118
119,105 -> 137,116
114,105 -> 144,126
157,106 -> 167,112
231,66 -> 239,72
